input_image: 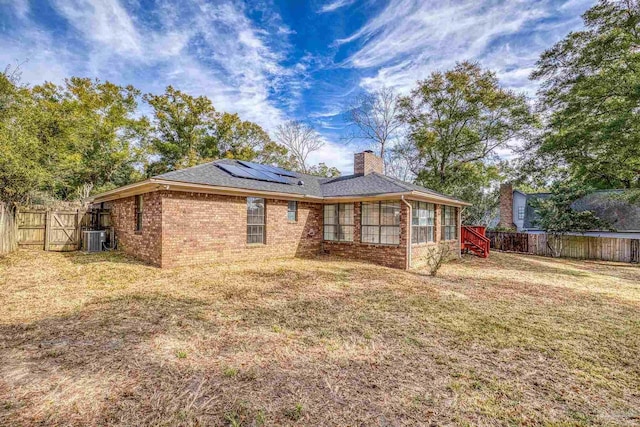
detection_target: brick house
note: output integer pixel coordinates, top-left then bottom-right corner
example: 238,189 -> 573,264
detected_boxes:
92,151 -> 469,269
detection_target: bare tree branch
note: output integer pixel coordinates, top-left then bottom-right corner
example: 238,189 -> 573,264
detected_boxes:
274,120 -> 323,174
345,87 -> 403,172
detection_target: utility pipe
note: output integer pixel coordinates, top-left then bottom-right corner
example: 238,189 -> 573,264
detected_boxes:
401,195 -> 412,270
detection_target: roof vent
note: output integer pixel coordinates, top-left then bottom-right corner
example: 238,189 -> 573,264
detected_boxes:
298,180 -> 304,186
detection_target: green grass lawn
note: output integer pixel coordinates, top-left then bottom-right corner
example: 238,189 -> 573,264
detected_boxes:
0,250 -> 638,426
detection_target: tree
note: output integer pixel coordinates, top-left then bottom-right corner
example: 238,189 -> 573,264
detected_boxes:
0,68 -> 49,205
143,86 -> 218,173
308,162 -> 341,178
0,72 -> 147,203
60,78 -> 148,195
144,87 -> 290,174
345,87 -> 403,170
398,61 -> 536,223
213,112 -> 276,161
273,120 -> 323,174
530,182 -> 610,257
531,0 -> 640,189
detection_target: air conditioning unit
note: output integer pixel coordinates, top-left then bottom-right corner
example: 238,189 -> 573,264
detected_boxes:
83,230 -> 106,252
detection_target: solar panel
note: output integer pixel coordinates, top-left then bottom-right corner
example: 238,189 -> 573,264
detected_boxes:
259,170 -> 290,184
217,164 -> 259,179
265,165 -> 298,178
237,160 -> 298,178
216,163 -> 290,184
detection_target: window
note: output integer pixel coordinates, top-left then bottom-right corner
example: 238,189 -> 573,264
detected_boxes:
361,201 -> 401,245
287,201 -> 298,222
517,206 -> 525,220
411,201 -> 435,244
247,197 -> 265,244
323,204 -> 354,242
442,205 -> 457,240
134,195 -> 143,231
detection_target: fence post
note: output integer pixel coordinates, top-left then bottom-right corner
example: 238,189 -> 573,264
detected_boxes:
44,209 -> 51,251
76,209 -> 82,250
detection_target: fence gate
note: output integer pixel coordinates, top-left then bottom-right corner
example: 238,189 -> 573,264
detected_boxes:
17,209 -> 82,251
16,210 -> 46,249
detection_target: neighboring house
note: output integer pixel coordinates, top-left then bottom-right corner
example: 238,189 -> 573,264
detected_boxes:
498,183 -> 640,239
91,151 -> 470,269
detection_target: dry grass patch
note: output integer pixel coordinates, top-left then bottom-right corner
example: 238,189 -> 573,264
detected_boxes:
0,250 -> 639,426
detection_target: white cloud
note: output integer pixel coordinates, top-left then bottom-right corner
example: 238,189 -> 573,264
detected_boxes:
307,139 -> 354,175
339,0 -> 588,95
336,0 -> 593,160
0,29 -> 76,84
318,0 -> 356,14
52,0 -> 143,56
0,0 -> 29,19
1,0 -> 308,132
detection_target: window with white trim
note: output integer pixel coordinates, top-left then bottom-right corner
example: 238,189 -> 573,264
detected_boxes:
441,205 -> 457,240
361,201 -> 401,245
287,201 -> 298,222
517,206 -> 525,220
323,204 -> 354,242
134,194 -> 143,231
247,197 -> 265,244
411,201 -> 434,244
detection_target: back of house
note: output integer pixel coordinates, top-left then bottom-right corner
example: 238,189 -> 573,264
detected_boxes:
92,151 -> 470,269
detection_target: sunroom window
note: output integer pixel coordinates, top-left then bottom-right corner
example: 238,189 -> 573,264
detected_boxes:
323,204 -> 354,242
442,205 -> 457,241
411,201 -> 434,244
361,201 -> 400,245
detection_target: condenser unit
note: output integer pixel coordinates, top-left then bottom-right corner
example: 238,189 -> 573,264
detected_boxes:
83,230 -> 106,252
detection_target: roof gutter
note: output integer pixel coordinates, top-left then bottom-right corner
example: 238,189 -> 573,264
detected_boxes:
91,178 -> 325,203
91,180 -> 471,207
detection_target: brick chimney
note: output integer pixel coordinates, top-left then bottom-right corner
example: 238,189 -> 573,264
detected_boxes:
498,183 -> 516,230
354,150 -> 383,175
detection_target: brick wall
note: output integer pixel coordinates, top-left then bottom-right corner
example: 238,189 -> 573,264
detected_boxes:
322,201 -> 409,269
498,183 -> 516,230
160,191 -> 323,268
109,192 -> 163,266
108,191 -> 462,271
354,151 -> 383,175
409,204 -> 461,268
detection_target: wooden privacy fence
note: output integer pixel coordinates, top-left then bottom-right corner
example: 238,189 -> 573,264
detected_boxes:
0,203 -> 18,256
17,209 -> 84,251
488,231 -> 529,253
487,231 -> 640,263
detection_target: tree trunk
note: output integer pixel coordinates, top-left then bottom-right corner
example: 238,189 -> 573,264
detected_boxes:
548,234 -> 564,258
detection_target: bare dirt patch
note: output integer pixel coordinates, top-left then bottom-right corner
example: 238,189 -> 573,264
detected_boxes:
1,250 -> 638,426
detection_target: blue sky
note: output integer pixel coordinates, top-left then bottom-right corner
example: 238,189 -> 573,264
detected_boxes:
0,0 -> 594,173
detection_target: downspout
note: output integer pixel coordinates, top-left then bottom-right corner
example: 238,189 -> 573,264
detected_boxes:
401,195 -> 412,270
459,206 -> 466,257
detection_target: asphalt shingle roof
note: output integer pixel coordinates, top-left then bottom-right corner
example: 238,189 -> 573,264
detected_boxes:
154,159 -> 464,203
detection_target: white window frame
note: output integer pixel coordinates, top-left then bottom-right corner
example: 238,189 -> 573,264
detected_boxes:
441,205 -> 457,241
361,201 -> 401,245
411,201 -> 435,244
323,204 -> 354,242
287,201 -> 298,222
247,197 -> 265,244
